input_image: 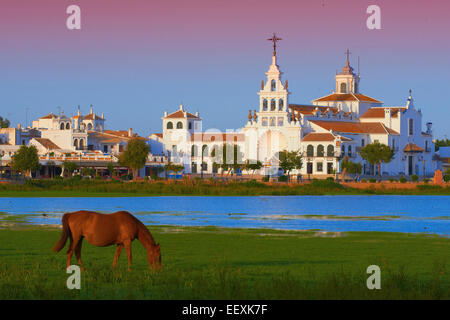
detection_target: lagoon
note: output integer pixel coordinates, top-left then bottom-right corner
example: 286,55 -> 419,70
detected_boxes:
0,195 -> 449,235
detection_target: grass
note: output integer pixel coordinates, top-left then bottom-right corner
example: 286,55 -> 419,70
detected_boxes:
0,178 -> 449,197
0,225 -> 448,299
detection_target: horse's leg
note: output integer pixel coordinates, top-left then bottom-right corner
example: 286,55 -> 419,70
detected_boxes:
74,238 -> 85,271
67,233 -> 81,270
124,240 -> 132,271
112,244 -> 123,269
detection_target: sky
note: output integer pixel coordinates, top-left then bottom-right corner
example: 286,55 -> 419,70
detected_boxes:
0,0 -> 449,138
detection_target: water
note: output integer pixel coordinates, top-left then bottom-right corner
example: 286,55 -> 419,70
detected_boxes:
0,196 -> 449,235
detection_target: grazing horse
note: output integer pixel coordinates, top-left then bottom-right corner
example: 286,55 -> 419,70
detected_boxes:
52,210 -> 161,271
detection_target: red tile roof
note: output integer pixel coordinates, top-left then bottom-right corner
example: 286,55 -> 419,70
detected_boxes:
34,138 -> 61,150
83,113 -> 103,120
310,120 -> 399,135
165,110 -> 200,119
360,107 -> 406,119
302,132 -> 352,142
313,93 -> 382,103
403,143 -> 424,153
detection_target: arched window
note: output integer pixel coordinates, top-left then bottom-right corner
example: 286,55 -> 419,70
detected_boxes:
60,123 -> 65,130
202,145 -> 208,158
340,82 -> 347,93
73,139 -> 78,150
278,99 -> 284,111
327,145 -> 334,157
348,145 -> 352,156
317,145 -> 324,157
408,118 -> 414,136
263,99 -> 268,111
271,100 -> 276,111
177,122 -> 183,129
66,123 -> 70,130
188,122 -> 192,130
191,145 -> 198,157
79,139 -> 84,150
270,117 -> 276,126
271,80 -> 276,91
87,123 -> 93,130
307,145 -> 314,157
167,122 -> 173,129
341,145 -> 345,156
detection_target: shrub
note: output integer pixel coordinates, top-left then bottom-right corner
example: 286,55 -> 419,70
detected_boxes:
361,179 -> 367,183
278,175 -> 288,182
423,178 -> 429,184
411,174 -> 418,182
389,177 -> 395,183
326,177 -> 334,182
262,176 -> 269,182
369,178 -> 376,183
444,175 -> 450,182
400,177 -> 407,183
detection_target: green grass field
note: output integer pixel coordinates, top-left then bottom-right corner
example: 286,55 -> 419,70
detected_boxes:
1,178 -> 449,197
0,225 -> 448,299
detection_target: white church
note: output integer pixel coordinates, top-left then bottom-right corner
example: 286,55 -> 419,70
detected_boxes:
149,34 -> 437,178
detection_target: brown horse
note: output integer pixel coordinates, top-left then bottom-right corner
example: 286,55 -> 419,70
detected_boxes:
52,210 -> 161,271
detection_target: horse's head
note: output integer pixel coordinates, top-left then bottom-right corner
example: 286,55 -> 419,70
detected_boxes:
148,243 -> 162,271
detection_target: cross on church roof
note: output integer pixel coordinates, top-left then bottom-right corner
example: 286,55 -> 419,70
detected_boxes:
345,49 -> 351,64
267,33 -> 282,56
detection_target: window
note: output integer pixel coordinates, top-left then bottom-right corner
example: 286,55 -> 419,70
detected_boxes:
348,145 -> 352,157
270,117 -> 276,126
425,140 -> 428,152
361,139 -> 365,147
167,122 -> 173,129
307,145 -> 314,157
103,145 -> 108,153
271,79 -> 276,91
316,162 -> 323,172
87,123 -> 92,130
277,117 -> 284,126
271,100 -> 276,111
191,145 -> 198,157
66,123 -> 70,130
60,123 -> 65,130
392,139 -> 395,150
73,139 -> 78,149
262,117 -> 268,126
188,122 -> 192,130
191,162 -> 197,174
263,99 -> 268,111
408,118 -> 414,136
177,122 -> 183,129
327,145 -> 334,157
202,145 -> 208,157
79,139 -> 84,150
317,145 -> 324,157
340,82 -> 347,93
278,99 -> 284,111
341,145 -> 345,156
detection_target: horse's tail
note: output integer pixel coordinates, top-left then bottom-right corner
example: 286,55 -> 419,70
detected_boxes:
52,213 -> 72,252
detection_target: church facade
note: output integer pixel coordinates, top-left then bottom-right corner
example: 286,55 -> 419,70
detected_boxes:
152,36 -> 438,178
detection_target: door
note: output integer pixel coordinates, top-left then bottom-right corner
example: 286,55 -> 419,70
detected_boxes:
327,163 -> 333,174
408,156 -> 413,175
307,162 -> 313,174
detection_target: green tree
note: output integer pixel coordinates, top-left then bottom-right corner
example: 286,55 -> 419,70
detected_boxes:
341,158 -> 362,175
360,142 -> 393,177
435,138 -> 450,151
62,161 -> 79,177
278,150 -> 303,181
11,145 -> 40,177
245,160 -> 263,177
119,138 -> 150,180
0,116 -> 10,128
106,162 -> 115,178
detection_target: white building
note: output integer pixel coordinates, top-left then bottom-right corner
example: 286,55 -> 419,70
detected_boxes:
150,36 -> 438,178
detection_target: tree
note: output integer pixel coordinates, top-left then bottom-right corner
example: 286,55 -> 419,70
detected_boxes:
435,138 -> 450,151
118,138 -> 150,180
62,161 -> 79,177
278,150 -> 303,181
0,116 -> 10,128
245,160 -> 263,177
106,162 -> 115,178
11,145 -> 40,177
360,142 -> 393,177
341,158 -> 362,175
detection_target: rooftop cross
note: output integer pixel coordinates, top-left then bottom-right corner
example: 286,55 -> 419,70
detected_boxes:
267,33 -> 282,57
345,49 -> 351,64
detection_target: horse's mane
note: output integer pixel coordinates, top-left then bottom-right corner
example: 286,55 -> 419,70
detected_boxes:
131,214 -> 157,247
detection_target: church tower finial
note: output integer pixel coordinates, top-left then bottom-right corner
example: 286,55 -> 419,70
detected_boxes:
267,33 -> 282,57
335,49 -> 359,94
